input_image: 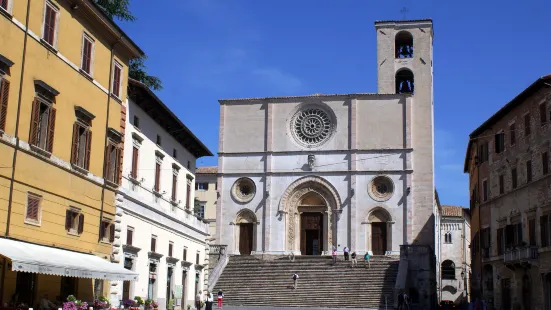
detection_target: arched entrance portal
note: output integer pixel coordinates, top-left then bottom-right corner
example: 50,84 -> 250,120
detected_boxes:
234,209 -> 257,255
279,176 -> 342,255
367,208 -> 392,255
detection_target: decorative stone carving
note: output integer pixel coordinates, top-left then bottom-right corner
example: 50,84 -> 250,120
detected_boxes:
307,154 -> 315,170
231,178 -> 256,203
290,106 -> 335,148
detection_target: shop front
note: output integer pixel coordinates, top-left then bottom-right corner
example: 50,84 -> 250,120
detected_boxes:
0,238 -> 138,309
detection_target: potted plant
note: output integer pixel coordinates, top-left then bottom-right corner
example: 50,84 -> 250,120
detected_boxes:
186,304 -> 191,310
151,301 -> 159,310
122,299 -> 136,309
93,296 -> 110,310
63,295 -> 88,310
132,297 -> 144,310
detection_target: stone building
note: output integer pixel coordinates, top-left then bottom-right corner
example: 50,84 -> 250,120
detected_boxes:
464,75 -> 551,310
109,79 -> 212,310
195,166 -> 218,241
439,206 -> 471,305
215,19 -> 437,307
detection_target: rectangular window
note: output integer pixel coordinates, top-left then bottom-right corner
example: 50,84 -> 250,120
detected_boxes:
173,148 -> 177,159
505,224 -> 515,248
524,114 -> 531,136
29,98 -> 56,153
168,242 -> 173,257
25,193 -> 41,225
42,1 -> 59,47
478,142 -> 489,164
526,160 -> 532,183
494,132 -> 505,153
154,162 -> 161,192
80,33 -> 94,75
172,174 -> 177,201
65,209 -> 84,235
112,61 -> 122,98
197,183 -> 209,191
183,247 -> 188,261
131,146 -> 139,179
543,152 -> 549,175
133,115 -> 140,128
499,174 -> 504,195
99,220 -> 115,243
509,123 -> 516,146
541,215 -> 549,247
126,227 -> 133,245
105,142 -> 121,184
186,182 -> 191,209
71,122 -> 92,170
529,219 -> 536,246
198,205 -> 205,219
156,134 -> 162,146
497,228 -> 504,255
512,168 -> 518,189
0,0 -> 8,11
0,78 -> 10,132
540,103 -> 548,126
151,236 -> 157,252
482,180 -> 488,201
196,252 -> 200,265
516,222 -> 523,245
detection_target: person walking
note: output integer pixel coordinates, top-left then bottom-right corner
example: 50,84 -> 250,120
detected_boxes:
343,246 -> 350,261
195,290 -> 203,310
403,292 -> 410,310
217,290 -> 224,309
205,291 -> 213,310
397,291 -> 404,310
292,273 -> 299,289
351,251 -> 357,267
364,252 -> 371,268
332,248 -> 338,265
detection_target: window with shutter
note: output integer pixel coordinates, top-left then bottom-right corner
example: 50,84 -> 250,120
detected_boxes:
0,0 -> 8,11
497,228 -> 504,255
0,79 -> 9,132
529,219 -> 536,246
30,98 -> 56,153
71,122 -> 91,170
183,247 -> 187,261
131,147 -> 139,179
196,252 -> 200,265
151,236 -> 157,252
168,242 -> 173,257
65,209 -> 83,235
25,193 -> 41,225
42,2 -> 59,47
100,220 -> 113,242
172,174 -> 177,201
516,223 -> 523,246
154,162 -> 161,192
509,123 -> 516,146
77,213 -> 84,234
126,227 -> 133,245
526,160 -> 532,183
105,141 -> 121,184
524,114 -> 531,136
186,183 -> 191,209
112,61 -> 123,98
109,224 -> 115,243
494,132 -> 505,153
80,33 -> 94,75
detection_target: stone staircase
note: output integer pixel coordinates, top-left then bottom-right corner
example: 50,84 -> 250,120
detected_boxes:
214,255 -> 399,309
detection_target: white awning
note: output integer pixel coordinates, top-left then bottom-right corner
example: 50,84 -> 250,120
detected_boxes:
0,238 -> 138,281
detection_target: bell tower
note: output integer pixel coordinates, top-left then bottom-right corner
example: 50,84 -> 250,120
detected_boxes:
375,19 -> 435,246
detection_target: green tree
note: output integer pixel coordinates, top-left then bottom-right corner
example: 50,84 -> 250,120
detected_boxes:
194,199 -> 203,219
95,0 -> 163,90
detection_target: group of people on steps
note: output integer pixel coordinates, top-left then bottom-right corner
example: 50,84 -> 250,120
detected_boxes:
333,246 -> 372,267
195,290 -> 224,310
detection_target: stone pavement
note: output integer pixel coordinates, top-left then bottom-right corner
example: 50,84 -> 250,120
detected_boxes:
218,306 -> 380,310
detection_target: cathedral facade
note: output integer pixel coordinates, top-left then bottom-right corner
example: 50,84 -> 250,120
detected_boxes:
216,19 -> 435,256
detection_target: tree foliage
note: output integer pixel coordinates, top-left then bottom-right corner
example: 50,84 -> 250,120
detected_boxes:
129,56 -> 163,90
194,199 -> 203,219
95,0 -> 163,90
95,0 -> 136,21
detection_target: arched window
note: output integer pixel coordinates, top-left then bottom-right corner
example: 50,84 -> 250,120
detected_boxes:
395,31 -> 413,58
442,260 -> 456,280
396,69 -> 414,94
445,232 -> 453,243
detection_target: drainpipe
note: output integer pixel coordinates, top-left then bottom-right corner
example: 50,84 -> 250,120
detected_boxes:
98,37 -> 120,242
2,0 -> 32,304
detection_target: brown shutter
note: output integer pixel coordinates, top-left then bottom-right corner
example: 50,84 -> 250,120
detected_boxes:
195,183 -> 198,190
205,183 -> 209,190
65,210 -> 72,231
46,106 -> 56,153
109,224 -> 115,243
186,184 -> 191,208
71,123 -> 79,164
155,163 -> 161,192
172,174 -> 177,201
29,99 -> 40,146
99,221 -> 105,240
116,147 -> 122,184
0,79 -> 9,131
85,130 -> 92,170
77,213 -> 84,234
131,147 -> 138,179
104,144 -> 112,179
127,229 -> 133,245
151,238 -> 156,252
27,196 -> 39,220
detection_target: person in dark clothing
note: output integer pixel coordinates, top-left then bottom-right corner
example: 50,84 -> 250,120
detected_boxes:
397,291 -> 404,310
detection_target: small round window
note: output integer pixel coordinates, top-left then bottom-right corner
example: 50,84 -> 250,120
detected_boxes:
232,178 -> 256,203
368,176 -> 394,201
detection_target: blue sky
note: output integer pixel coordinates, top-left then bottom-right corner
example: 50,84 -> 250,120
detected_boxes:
119,0 -> 551,207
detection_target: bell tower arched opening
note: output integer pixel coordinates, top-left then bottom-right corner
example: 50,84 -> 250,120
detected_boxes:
396,69 -> 414,94
395,31 -> 413,58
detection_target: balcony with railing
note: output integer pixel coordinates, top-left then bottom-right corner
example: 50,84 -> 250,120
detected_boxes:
503,246 -> 539,266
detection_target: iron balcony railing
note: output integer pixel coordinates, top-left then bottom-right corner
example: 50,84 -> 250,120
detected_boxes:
503,246 -> 539,263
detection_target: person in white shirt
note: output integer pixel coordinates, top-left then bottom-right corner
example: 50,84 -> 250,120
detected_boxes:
292,273 -> 299,289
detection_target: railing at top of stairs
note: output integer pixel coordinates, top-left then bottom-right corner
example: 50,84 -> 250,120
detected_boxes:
207,244 -> 228,292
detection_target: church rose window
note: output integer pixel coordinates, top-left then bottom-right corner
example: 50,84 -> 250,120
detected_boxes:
232,178 -> 256,203
368,176 -> 394,201
291,107 -> 334,147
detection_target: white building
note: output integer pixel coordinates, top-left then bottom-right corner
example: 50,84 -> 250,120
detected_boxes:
109,79 -> 213,310
216,19 -> 435,257
439,206 -> 471,305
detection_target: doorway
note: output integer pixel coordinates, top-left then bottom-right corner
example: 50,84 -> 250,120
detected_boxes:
300,212 -> 323,255
166,267 -> 173,310
239,223 -> 253,255
371,222 -> 387,255
501,278 -> 511,310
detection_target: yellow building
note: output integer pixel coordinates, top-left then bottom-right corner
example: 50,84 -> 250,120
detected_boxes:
0,0 -> 143,306
195,167 -> 218,241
